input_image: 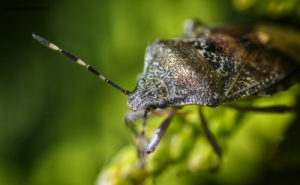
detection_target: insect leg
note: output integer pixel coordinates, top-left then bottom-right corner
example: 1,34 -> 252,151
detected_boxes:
136,110 -> 150,167
125,110 -> 146,136
147,109 -> 176,154
125,110 -> 149,164
124,109 -> 172,135
184,19 -> 209,34
198,106 -> 222,158
224,104 -> 294,113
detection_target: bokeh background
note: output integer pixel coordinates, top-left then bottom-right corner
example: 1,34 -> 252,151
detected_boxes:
1,0 -> 300,185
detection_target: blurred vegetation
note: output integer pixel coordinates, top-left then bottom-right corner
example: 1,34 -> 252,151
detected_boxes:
0,0 -> 300,185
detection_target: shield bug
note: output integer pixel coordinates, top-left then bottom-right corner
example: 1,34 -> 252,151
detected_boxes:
32,19 -> 299,162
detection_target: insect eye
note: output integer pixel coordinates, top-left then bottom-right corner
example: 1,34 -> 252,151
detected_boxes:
158,99 -> 168,109
137,78 -> 146,86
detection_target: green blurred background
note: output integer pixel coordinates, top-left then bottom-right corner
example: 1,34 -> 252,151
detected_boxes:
1,0 -> 300,185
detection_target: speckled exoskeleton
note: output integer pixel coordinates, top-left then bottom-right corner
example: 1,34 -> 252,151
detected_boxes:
32,19 -> 298,162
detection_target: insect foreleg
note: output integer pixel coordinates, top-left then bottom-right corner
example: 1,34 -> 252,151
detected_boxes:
125,110 -> 149,167
147,109 -> 176,154
125,110 -> 146,136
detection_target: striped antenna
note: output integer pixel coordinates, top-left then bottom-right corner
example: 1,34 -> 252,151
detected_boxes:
32,33 -> 131,95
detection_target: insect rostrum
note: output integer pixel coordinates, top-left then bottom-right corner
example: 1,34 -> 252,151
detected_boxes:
33,20 -> 299,163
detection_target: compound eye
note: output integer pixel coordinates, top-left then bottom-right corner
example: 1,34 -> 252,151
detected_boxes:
137,78 -> 146,86
158,99 -> 168,109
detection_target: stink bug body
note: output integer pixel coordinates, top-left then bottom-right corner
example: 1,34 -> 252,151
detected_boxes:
32,20 -> 298,162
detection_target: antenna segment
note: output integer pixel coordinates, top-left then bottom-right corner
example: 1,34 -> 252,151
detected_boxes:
32,33 -> 131,95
